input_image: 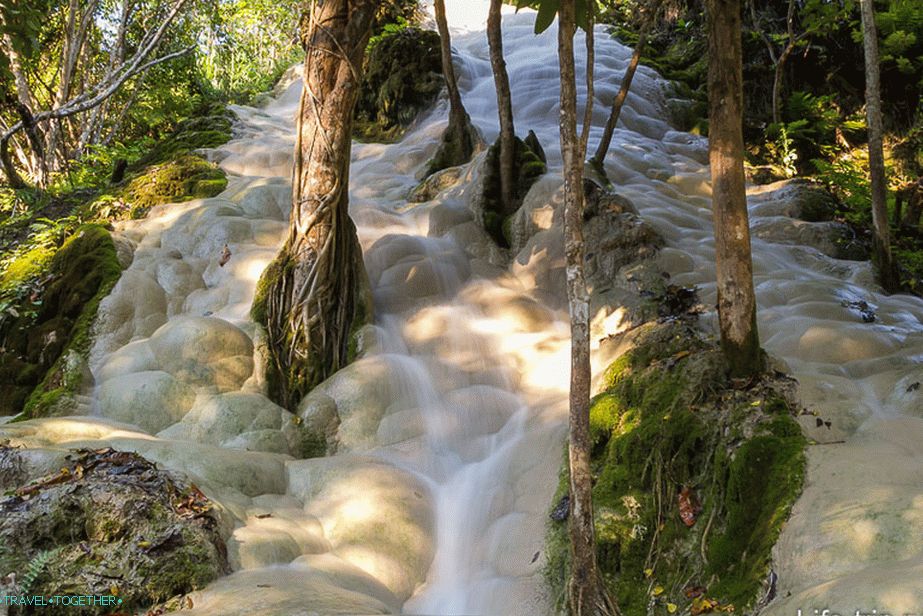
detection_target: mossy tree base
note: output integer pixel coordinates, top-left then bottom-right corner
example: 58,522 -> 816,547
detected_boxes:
251,230 -> 373,410
480,133 -> 547,247
546,321 -> 806,616
424,112 -> 481,179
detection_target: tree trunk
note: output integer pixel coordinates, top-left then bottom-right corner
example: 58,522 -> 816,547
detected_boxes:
435,0 -> 467,131
559,2 -> 616,615
706,0 -> 763,377
770,0 -> 798,126
771,45 -> 793,126
0,134 -> 26,188
426,0 -> 478,176
591,15 -> 652,167
859,0 -> 899,292
259,0 -> 376,409
580,3 -> 595,156
487,0 -> 517,216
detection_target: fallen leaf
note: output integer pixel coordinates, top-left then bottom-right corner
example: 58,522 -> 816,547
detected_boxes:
678,486 -> 702,527
691,596 -> 718,615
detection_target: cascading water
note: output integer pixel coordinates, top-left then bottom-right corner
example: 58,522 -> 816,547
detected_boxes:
3,2 -> 923,615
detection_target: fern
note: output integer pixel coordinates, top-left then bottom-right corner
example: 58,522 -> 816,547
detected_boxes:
19,548 -> 60,594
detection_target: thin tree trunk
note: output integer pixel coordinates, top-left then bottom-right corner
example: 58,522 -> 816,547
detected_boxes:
0,134 -> 26,188
426,0 -> 477,176
771,46 -> 791,126
559,2 -> 615,615
487,0 -> 517,216
706,0 -> 763,377
260,0 -> 376,409
770,0 -> 798,125
579,3 -> 594,156
591,15 -> 653,166
434,0 -> 466,129
859,0 -> 898,292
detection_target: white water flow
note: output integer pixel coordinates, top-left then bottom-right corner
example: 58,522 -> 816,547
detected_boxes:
3,2 -> 923,614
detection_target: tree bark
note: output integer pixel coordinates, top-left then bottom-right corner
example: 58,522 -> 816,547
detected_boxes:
0,134 -> 26,188
579,3 -> 595,156
435,0 -> 467,131
706,0 -> 763,377
770,0 -> 798,125
427,0 -> 478,176
859,0 -> 899,292
260,0 -> 376,409
559,2 -> 615,615
591,13 -> 653,167
487,0 -> 517,216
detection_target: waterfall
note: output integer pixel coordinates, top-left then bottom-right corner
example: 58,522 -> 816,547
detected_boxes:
4,2 -> 922,615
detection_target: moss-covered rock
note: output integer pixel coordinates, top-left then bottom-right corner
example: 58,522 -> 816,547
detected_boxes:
0,446 -> 228,615
787,181 -> 839,223
119,155 -> 227,219
545,322 -> 806,616
0,225 -> 122,417
354,27 -> 444,143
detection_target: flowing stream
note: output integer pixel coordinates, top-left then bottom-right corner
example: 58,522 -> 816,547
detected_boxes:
3,2 -> 923,615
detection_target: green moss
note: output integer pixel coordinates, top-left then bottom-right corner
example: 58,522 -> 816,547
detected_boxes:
424,114 -> 480,178
600,353 -> 633,390
120,154 -> 227,218
0,244 -> 56,295
589,392 -> 622,450
299,427 -> 328,459
19,225 -> 123,419
545,323 -> 806,616
134,108 -> 234,168
707,433 -> 805,605
250,253 -> 290,326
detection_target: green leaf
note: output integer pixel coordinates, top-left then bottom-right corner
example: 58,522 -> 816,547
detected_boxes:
576,0 -> 588,31
534,0 -> 559,34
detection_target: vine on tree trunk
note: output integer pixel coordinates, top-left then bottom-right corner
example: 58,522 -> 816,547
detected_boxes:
257,0 -> 375,410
